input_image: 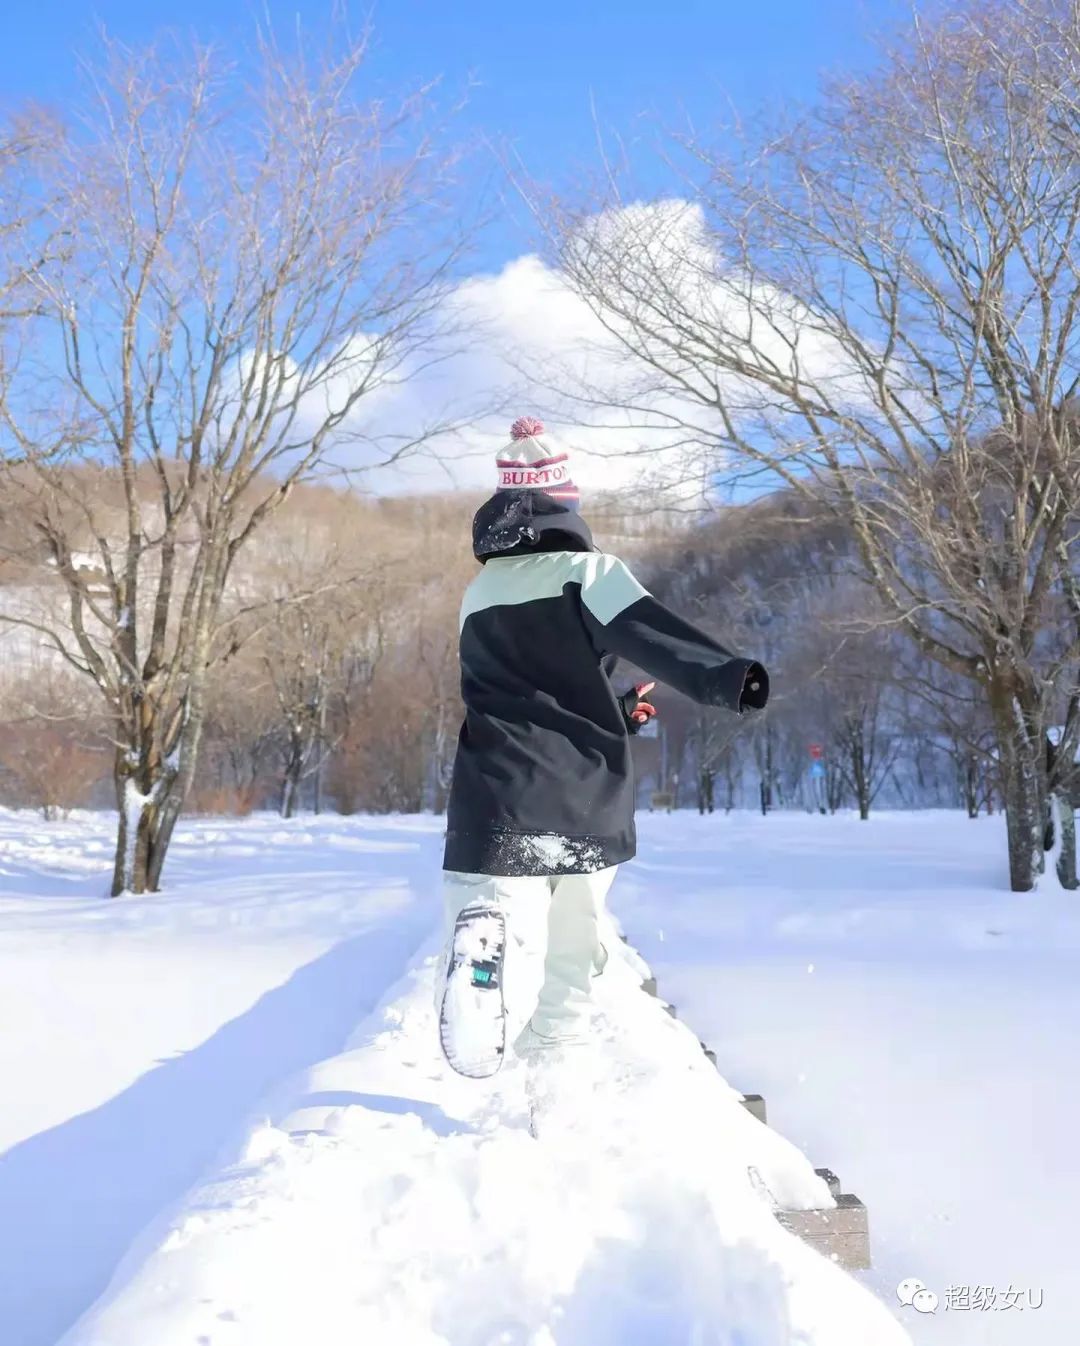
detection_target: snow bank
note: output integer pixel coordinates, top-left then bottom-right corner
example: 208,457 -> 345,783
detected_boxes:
9,806 -> 1077,1344
0,809 -> 436,1346
61,921 -> 908,1346
619,809 -> 1080,1346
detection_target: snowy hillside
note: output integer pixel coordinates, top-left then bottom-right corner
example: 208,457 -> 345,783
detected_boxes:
2,808 -> 1075,1344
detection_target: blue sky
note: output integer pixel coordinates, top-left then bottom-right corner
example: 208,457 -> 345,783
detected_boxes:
6,0 -> 900,267
2,0 -> 906,493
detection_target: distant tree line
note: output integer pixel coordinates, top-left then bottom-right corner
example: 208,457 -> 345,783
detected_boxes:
0,479 -> 1017,837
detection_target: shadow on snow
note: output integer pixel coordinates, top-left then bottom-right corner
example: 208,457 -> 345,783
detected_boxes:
0,922 -> 423,1346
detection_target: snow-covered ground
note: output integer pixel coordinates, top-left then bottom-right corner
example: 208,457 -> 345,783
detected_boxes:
1,808 -> 1075,1345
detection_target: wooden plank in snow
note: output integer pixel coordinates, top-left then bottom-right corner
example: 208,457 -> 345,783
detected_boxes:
777,1193 -> 871,1271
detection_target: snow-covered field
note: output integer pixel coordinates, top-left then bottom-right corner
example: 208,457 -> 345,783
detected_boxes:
1,808 -> 1075,1345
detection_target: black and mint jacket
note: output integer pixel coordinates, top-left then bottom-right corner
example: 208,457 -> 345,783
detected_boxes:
444,491 -> 769,877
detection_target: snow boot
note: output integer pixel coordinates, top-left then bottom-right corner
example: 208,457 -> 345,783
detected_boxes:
438,902 -> 508,1078
516,1020 -> 606,1138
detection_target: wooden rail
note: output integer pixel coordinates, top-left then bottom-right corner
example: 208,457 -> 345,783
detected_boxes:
638,969 -> 871,1270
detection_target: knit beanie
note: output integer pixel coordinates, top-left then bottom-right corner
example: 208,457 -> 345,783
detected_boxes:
495,417 -> 580,506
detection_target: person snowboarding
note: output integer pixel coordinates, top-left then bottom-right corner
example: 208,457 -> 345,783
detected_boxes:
438,417 -> 768,1078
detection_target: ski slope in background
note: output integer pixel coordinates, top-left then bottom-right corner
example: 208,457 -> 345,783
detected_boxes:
1,808 -> 1076,1345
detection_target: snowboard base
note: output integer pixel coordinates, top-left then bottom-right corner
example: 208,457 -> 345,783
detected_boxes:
438,903 -> 507,1079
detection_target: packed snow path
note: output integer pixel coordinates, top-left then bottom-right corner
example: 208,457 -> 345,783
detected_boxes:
3,809 -> 1077,1343
0,816 -> 434,1346
58,941 -> 908,1346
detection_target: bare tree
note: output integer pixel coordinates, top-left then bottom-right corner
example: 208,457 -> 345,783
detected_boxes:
0,668 -> 107,818
253,529 -> 391,820
802,610 -> 903,821
194,658 -> 278,815
542,0 -> 1080,889
267,601 -> 337,820
832,697 -> 898,821
0,118 -> 60,307
895,645 -> 1000,817
0,118 -> 66,474
689,708 -> 742,813
0,28 -> 465,892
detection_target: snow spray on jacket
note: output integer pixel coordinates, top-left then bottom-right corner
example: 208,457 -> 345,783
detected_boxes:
444,489 -> 769,877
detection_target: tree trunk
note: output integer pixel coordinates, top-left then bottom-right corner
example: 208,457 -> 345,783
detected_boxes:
850,724 -> 870,820
430,711 -> 453,814
1053,792 -> 1078,890
765,726 -> 774,809
281,765 -> 301,820
111,763 -> 184,895
312,698 -> 328,815
146,785 -> 187,892
759,725 -> 774,815
988,672 -> 1045,893
999,748 -> 1044,891
280,724 -> 309,819
110,677 -> 208,896
962,753 -> 979,819
826,764 -> 844,814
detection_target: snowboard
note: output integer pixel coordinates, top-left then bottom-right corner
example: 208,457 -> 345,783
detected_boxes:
438,903 -> 507,1078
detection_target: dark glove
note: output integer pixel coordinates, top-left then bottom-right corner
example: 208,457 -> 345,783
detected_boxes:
739,662 -> 769,712
619,681 -> 657,735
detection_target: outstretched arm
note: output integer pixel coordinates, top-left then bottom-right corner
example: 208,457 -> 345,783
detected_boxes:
580,555 -> 768,713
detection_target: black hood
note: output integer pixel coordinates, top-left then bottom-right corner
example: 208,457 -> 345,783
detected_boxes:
472,490 -> 594,562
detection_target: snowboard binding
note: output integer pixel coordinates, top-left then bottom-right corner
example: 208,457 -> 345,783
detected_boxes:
469,957 -> 499,988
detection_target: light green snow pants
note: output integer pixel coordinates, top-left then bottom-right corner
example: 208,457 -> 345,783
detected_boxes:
442,867 -> 617,1046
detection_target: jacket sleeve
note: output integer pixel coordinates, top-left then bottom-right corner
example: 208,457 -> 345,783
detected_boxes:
578,554 -> 769,713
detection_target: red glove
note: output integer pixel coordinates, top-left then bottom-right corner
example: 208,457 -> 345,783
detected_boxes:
619,681 -> 657,735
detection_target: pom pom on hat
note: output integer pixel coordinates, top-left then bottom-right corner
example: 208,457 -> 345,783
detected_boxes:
510,415 -> 545,440
496,415 -> 579,505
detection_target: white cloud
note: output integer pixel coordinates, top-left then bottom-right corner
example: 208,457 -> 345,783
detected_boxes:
307,235 -> 717,505
303,199 -> 857,506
